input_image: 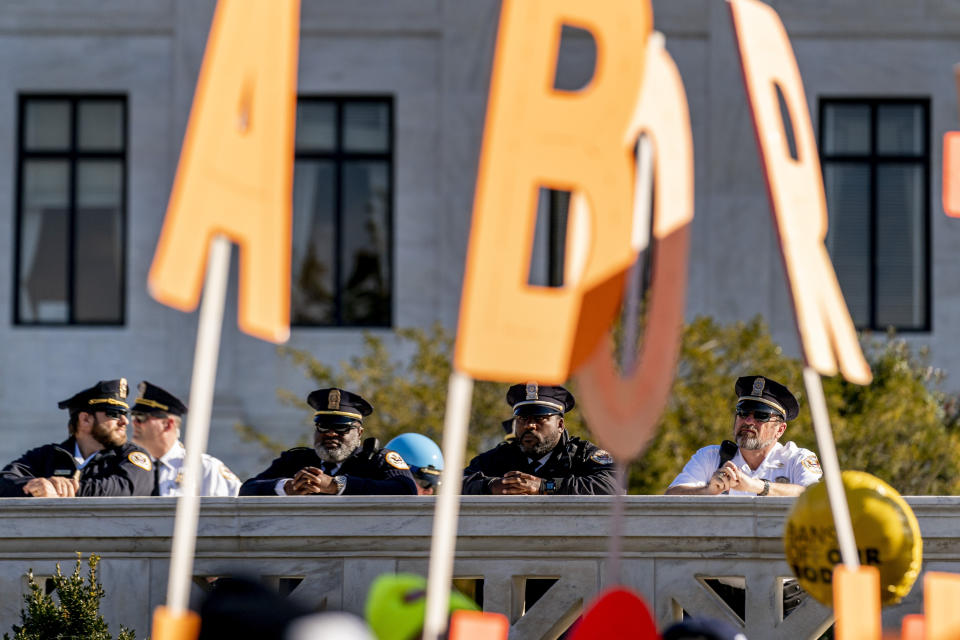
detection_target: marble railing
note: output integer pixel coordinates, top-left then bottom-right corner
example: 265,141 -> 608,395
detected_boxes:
0,496 -> 954,639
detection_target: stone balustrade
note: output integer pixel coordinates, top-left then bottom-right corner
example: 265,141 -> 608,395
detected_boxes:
0,496 -> 954,639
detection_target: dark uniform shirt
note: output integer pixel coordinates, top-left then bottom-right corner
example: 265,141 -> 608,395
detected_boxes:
462,432 -> 618,495
239,440 -> 418,496
0,437 -> 156,497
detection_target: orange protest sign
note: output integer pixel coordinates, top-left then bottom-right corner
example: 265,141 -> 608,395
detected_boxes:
943,131 -> 960,217
454,0 -> 652,383
151,606 -> 200,640
925,572 -> 960,640
148,0 -> 299,343
944,65 -> 960,217
573,34 -> 693,461
833,565 -> 880,640
448,610 -> 509,640
729,0 -> 871,384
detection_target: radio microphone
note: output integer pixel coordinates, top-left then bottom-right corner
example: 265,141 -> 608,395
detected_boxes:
717,440 -> 738,495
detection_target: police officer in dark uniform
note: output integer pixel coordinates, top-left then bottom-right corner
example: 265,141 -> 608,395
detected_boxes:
239,388 -> 417,496
0,379 -> 155,497
462,383 -> 617,495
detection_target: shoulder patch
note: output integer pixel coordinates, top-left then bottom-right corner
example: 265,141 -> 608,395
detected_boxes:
590,450 -> 614,465
220,464 -> 238,482
801,455 -> 822,474
128,451 -> 153,471
384,451 -> 409,470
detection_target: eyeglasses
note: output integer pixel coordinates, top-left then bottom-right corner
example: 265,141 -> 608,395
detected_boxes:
102,409 -> 128,420
735,408 -> 783,423
315,423 -> 359,435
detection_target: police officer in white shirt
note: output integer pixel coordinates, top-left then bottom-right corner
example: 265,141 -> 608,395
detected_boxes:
131,381 -> 240,497
666,375 -> 822,497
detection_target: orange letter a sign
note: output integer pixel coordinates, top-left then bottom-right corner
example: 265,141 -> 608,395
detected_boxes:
148,0 -> 299,343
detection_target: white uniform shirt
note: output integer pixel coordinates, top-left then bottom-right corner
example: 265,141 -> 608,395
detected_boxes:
668,441 -> 822,496
156,441 -> 241,497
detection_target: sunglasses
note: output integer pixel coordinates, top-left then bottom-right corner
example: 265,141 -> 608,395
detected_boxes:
102,409 -> 128,419
735,407 -> 784,422
314,424 -> 358,435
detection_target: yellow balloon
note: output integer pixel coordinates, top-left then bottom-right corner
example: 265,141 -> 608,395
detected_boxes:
783,470 -> 922,606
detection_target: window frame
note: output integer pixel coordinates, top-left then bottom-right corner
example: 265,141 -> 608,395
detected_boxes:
13,93 -> 128,327
292,94 -> 395,328
818,96 -> 931,332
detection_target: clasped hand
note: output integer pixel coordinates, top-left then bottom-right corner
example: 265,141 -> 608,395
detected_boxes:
285,466 -> 337,495
490,470 -> 542,495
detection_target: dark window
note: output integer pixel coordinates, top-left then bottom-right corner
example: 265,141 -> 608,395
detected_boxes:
292,97 -> 393,327
819,98 -> 930,331
529,188 -> 570,288
15,95 -> 127,325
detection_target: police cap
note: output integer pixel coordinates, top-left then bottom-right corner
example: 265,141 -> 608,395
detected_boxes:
58,379 -> 130,413
307,388 -> 373,425
131,381 -> 187,416
506,382 -> 575,417
735,375 -> 799,421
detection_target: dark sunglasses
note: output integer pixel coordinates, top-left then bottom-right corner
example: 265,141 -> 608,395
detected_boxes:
102,408 -> 128,419
735,407 -> 783,422
314,423 -> 358,435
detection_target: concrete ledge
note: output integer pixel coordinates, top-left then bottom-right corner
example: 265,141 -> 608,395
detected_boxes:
0,496 -> 952,639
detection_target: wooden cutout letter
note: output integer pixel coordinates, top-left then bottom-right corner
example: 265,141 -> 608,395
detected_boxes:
573,35 -> 694,461
148,0 -> 299,343
925,572 -> 960,640
729,0 -> 871,384
448,610 -> 509,640
454,0 -> 652,383
833,565 -> 880,640
943,132 -> 960,217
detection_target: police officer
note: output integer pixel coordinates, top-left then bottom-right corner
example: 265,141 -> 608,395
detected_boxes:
239,388 -> 417,496
462,383 -> 617,495
130,381 -> 240,496
666,375 -> 823,496
385,433 -> 443,495
0,379 -> 155,497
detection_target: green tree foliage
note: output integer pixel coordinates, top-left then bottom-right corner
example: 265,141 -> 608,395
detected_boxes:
4,553 -> 137,640
265,318 -> 960,495
269,324 -> 586,457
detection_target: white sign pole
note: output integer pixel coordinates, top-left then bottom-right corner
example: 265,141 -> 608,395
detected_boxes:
422,371 -> 474,640
165,234 -> 233,613
803,366 -> 859,569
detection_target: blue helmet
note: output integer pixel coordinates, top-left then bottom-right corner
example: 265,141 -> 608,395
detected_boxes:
385,433 -> 443,472
385,433 -> 443,490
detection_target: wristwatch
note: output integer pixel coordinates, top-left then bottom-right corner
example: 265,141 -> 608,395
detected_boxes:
757,479 -> 771,496
541,480 -> 556,495
333,475 -> 347,495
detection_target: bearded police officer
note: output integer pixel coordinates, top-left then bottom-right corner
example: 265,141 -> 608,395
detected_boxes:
666,375 -> 822,497
0,379 -> 155,497
239,388 -> 417,496
131,381 -> 240,497
462,383 -> 617,495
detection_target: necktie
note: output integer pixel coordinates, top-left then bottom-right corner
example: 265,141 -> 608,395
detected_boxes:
151,461 -> 161,496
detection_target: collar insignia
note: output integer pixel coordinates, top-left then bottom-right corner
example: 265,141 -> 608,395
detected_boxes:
525,382 -> 538,401
328,389 -> 341,410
